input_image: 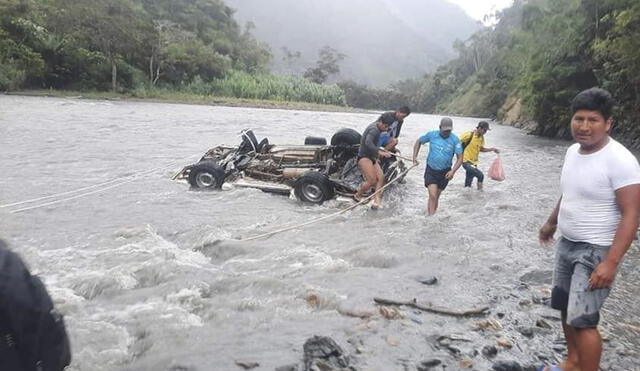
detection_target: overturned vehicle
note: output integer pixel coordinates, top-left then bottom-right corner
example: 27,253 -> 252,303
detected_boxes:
173,129 -> 407,204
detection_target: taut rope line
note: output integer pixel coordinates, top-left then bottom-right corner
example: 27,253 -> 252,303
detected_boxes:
238,161 -> 419,242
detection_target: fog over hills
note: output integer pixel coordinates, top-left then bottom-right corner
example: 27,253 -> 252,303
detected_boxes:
227,0 -> 481,86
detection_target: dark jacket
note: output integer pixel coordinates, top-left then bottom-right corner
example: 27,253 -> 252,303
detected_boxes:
358,122 -> 382,160
0,241 -> 71,371
383,111 -> 404,138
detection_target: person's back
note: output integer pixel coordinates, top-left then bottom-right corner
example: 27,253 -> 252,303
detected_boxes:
0,240 -> 71,371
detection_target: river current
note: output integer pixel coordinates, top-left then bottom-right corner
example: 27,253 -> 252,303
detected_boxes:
0,95 -> 638,370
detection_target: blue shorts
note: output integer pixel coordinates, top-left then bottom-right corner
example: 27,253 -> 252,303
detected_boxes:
378,133 -> 391,147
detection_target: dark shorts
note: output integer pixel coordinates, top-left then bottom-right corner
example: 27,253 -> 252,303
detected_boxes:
424,166 -> 450,190
550,237 -> 611,328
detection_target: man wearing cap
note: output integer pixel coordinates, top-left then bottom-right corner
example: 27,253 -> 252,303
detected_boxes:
378,106 -> 411,152
412,117 -> 464,215
459,121 -> 500,191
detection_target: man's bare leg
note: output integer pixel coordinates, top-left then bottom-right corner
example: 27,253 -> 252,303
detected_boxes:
547,311 -> 581,371
372,163 -> 385,208
427,184 -> 440,215
574,327 -> 602,371
355,158 -> 376,200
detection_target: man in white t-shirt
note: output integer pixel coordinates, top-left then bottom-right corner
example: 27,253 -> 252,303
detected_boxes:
539,88 -> 640,371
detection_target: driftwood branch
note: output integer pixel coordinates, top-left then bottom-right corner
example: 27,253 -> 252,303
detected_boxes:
373,297 -> 489,317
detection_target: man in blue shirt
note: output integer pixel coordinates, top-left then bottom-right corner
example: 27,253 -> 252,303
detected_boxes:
412,117 -> 463,215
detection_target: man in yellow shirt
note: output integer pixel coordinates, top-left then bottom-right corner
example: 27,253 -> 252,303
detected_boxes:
459,121 -> 500,190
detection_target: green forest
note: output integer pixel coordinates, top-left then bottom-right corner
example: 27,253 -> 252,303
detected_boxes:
1,0 -> 639,145
390,0 -> 640,145
0,0 -> 346,105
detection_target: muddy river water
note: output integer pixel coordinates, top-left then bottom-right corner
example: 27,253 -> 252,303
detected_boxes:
1,95 -> 638,370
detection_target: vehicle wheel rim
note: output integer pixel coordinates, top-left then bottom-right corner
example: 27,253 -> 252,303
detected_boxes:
195,172 -> 216,188
302,184 -> 323,202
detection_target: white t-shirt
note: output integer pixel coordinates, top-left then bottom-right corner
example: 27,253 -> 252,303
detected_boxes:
558,138 -> 640,246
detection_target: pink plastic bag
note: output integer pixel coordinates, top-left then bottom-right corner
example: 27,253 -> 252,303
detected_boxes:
488,156 -> 505,181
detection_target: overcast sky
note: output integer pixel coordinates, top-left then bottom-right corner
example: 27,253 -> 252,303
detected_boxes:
448,0 -> 514,23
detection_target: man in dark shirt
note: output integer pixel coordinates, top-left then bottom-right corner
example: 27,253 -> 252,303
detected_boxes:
355,113 -> 394,208
0,239 -> 71,371
378,106 -> 411,152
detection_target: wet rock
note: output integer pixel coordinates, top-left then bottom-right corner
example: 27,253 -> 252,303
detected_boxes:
532,327 -> 553,336
482,345 -> 498,358
275,364 -> 298,371
518,299 -> 531,306
519,270 -> 553,285
492,360 -> 523,371
541,315 -> 561,322
496,338 -> 514,348
531,293 -> 550,305
490,264 -> 503,272
416,359 -> 441,370
472,318 -> 503,331
385,336 -> 399,346
235,360 -> 259,369
553,345 -> 566,353
379,306 -> 403,320
535,319 -> 552,329
303,336 -> 353,371
459,359 -> 474,368
497,312 -> 506,319
517,326 -> 534,338
416,276 -> 438,285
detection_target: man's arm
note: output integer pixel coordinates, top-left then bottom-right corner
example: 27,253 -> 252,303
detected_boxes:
539,198 -> 561,246
589,184 -> 640,289
446,153 -> 463,180
412,139 -> 422,165
481,146 -> 500,153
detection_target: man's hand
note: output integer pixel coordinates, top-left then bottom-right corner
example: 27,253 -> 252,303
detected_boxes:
539,222 -> 557,247
445,170 -> 455,180
589,260 -> 618,290
379,150 -> 392,158
412,157 -> 419,166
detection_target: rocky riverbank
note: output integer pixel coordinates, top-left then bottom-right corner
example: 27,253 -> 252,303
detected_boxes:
232,269 -> 636,371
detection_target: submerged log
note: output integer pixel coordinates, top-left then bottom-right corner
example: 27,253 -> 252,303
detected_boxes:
373,297 -> 489,317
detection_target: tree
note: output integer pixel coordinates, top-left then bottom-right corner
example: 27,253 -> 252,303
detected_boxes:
303,46 -> 346,84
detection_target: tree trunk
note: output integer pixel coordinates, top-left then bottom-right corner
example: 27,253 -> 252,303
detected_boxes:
111,61 -> 117,92
153,65 -> 161,85
149,55 -> 154,85
595,1 -> 599,38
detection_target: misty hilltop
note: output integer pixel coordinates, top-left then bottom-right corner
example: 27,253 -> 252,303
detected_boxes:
226,0 -> 481,87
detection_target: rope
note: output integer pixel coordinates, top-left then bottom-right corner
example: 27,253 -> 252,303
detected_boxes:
238,162 -> 419,242
0,162 -> 183,209
7,161 -> 182,214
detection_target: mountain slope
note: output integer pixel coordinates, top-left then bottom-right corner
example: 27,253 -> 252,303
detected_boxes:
226,0 -> 480,86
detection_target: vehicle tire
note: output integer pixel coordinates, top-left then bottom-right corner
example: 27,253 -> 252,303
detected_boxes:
330,128 -> 361,146
294,172 -> 335,204
188,161 -> 225,190
239,129 -> 259,154
304,136 -> 327,145
257,138 -> 269,153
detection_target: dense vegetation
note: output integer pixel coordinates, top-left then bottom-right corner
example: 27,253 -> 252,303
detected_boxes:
0,0 -> 345,105
384,0 -> 640,146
